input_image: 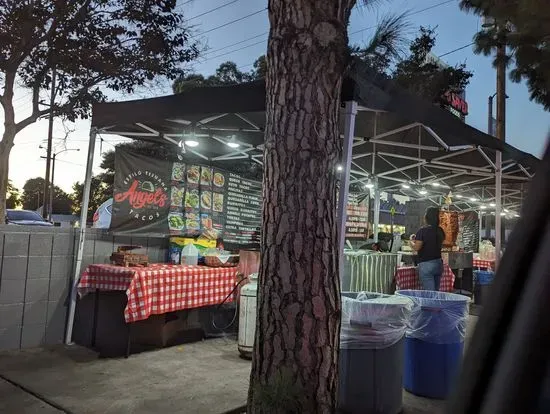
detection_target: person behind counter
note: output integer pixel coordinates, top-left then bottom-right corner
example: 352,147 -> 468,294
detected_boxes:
409,207 -> 445,291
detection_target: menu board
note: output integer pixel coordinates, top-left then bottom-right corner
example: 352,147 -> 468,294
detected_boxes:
111,149 -> 262,246
345,193 -> 370,239
224,173 -> 262,245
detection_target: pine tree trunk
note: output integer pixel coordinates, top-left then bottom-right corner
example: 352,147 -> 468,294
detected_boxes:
248,1 -> 355,413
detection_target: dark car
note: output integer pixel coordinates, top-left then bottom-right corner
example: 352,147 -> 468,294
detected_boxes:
6,209 -> 54,226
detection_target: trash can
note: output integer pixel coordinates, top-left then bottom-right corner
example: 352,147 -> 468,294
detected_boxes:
396,290 -> 470,399
473,270 -> 494,306
339,292 -> 413,414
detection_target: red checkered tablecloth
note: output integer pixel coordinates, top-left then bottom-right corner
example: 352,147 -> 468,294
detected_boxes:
395,264 -> 455,292
473,259 -> 495,270
78,264 -> 237,323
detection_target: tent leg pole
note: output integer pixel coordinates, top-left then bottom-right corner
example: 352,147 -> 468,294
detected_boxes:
338,101 -> 357,282
495,150 -> 502,270
65,127 -> 98,345
373,179 -> 381,242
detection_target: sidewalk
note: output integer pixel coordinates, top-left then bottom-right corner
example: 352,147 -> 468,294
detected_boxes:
0,315 -> 478,413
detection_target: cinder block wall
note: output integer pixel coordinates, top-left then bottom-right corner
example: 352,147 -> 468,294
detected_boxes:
0,226 -> 168,350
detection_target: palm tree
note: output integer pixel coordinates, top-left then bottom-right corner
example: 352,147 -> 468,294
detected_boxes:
349,13 -> 411,77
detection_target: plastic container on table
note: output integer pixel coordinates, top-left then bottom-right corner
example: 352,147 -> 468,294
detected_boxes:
396,289 -> 470,399
474,270 -> 495,306
181,243 -> 199,266
339,291 -> 413,414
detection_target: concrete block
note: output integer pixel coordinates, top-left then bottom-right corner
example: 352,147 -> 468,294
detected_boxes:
23,301 -> 48,326
0,325 -> 21,350
27,256 -> 52,279
1,256 -> 28,280
82,237 -> 95,257
45,317 -> 65,345
45,301 -> 67,345
93,238 -> 114,264
24,278 -> 49,302
28,233 -> 54,257
52,234 -> 74,256
0,279 -> 25,305
20,324 -> 45,348
0,304 -> 24,329
50,256 -> 72,278
48,277 -> 69,302
2,233 -> 29,257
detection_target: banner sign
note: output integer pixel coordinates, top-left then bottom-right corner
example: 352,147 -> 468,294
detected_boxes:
345,193 -> 370,239
111,149 -> 261,246
111,150 -> 172,233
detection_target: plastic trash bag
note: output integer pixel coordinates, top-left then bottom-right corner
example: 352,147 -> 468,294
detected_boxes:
340,292 -> 414,350
396,290 -> 470,344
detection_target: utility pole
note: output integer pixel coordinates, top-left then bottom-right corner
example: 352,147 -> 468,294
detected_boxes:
494,36 -> 507,270
488,93 -> 496,137
42,64 -> 57,220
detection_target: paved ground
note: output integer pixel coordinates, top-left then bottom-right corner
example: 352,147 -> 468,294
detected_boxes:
0,316 -> 478,414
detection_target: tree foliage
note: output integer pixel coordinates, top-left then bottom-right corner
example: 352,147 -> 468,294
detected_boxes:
392,27 -> 473,102
172,55 -> 267,93
6,180 -> 20,209
349,13 -> 410,78
21,177 -> 72,213
460,0 -> 550,110
0,0 -> 199,221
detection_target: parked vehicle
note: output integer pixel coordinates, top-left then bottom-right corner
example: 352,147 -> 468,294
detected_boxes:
93,198 -> 112,229
6,209 -> 54,226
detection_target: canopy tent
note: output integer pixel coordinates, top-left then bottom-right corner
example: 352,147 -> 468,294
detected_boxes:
90,63 -> 537,210
65,60 -> 538,344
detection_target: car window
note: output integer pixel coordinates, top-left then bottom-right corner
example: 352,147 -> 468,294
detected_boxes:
7,210 -> 45,221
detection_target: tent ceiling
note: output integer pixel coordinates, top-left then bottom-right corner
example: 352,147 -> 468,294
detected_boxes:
91,61 -> 538,213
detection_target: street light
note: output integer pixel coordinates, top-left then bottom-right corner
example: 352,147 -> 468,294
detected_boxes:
40,146 -> 80,220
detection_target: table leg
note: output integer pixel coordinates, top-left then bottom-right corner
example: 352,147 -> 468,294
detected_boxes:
91,289 -> 100,348
125,323 -> 132,359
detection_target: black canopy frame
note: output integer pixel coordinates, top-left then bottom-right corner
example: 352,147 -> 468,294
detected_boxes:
64,61 -> 538,344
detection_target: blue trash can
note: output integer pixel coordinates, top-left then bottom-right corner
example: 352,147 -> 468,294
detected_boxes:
474,270 -> 495,305
396,290 -> 470,399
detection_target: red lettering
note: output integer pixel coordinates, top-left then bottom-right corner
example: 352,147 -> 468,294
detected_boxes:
114,180 -> 168,209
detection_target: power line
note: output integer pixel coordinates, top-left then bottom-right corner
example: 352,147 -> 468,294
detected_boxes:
439,42 -> 475,58
209,0 -> 455,67
201,8 -> 267,36
350,0 -> 456,36
186,0 -> 239,21
203,32 -> 267,57
201,39 -> 267,63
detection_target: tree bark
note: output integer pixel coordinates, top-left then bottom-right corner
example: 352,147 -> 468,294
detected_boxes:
248,1 -> 355,413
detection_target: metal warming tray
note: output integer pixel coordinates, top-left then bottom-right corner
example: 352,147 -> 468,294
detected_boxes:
443,252 -> 473,269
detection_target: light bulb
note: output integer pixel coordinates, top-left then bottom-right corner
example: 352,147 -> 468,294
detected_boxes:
226,136 -> 240,148
490,203 -> 496,207
365,179 -> 374,189
455,194 -> 463,199
401,183 -> 410,189
419,188 -> 428,195
185,140 -> 199,148
480,205 -> 487,210
431,182 -> 440,187
336,165 -> 343,172
470,197 -> 478,202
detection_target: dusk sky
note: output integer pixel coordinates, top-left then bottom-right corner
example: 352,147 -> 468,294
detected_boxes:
5,0 -> 549,194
